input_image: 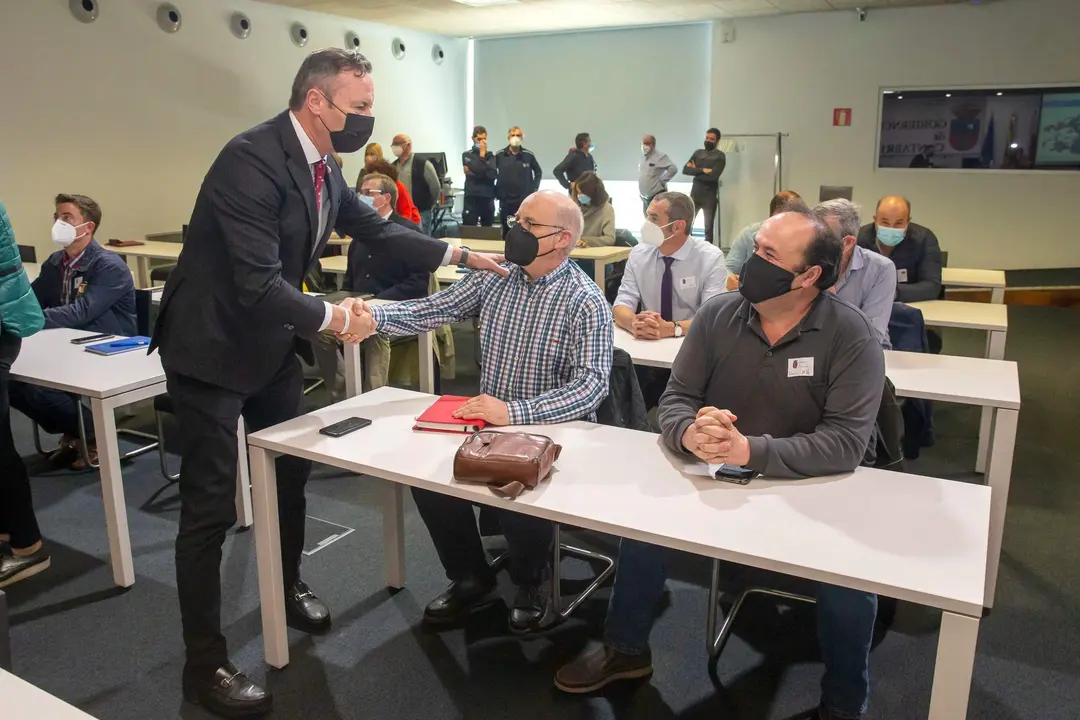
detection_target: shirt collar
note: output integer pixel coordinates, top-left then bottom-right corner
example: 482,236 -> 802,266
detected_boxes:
289,111 -> 325,166
54,238 -> 97,268
652,237 -> 695,262
737,291 -> 829,341
512,258 -> 572,288
836,244 -> 867,289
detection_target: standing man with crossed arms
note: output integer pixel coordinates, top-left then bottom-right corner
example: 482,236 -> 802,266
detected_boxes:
151,48 -> 504,718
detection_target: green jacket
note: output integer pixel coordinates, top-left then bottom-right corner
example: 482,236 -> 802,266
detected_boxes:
0,201 -> 45,338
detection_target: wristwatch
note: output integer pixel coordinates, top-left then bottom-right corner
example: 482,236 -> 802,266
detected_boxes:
673,322 -> 684,338
457,247 -> 471,268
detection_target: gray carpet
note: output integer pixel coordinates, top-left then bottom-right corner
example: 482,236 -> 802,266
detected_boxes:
6,306 -> 1079,720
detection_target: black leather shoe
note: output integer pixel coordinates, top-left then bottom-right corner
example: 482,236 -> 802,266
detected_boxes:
285,580 -> 331,633
423,575 -> 497,626
182,663 -> 272,718
509,581 -> 549,634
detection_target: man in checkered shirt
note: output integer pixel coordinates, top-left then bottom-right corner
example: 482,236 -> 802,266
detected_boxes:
362,189 -> 613,634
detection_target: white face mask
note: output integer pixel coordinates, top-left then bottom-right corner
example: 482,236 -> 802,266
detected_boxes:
51,219 -> 89,248
641,145 -> 651,156
391,145 -> 404,158
509,136 -> 523,148
640,219 -> 676,247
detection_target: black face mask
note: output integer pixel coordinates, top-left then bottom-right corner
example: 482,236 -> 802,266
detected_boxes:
505,223 -> 561,266
318,93 -> 375,153
738,253 -> 800,304
704,140 -> 717,151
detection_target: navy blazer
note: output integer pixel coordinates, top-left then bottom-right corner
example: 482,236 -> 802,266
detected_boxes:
33,239 -> 137,336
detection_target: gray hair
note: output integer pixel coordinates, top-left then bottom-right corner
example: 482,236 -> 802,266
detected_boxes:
652,191 -> 695,235
362,173 -> 397,207
813,198 -> 862,239
289,49 -> 373,111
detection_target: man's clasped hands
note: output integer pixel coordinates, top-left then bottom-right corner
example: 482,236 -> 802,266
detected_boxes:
681,406 -> 751,467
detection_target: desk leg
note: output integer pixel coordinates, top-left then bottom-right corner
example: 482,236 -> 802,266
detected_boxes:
419,331 -> 435,394
991,287 -> 1005,304
234,419 -> 253,529
986,329 -> 1006,361
92,397 -> 135,588
976,330 -> 1007,475
383,482 -> 406,589
250,446 -> 289,668
344,341 -> 362,398
134,257 -> 150,289
983,408 -> 1018,608
593,260 -> 606,288
929,611 -> 979,719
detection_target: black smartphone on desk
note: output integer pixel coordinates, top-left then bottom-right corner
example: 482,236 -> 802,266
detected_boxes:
713,464 -> 757,485
319,417 -> 372,437
71,333 -> 114,345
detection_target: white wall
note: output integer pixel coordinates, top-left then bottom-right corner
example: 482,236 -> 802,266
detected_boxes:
0,0 -> 466,257
474,24 -> 712,184
712,0 -> 1080,269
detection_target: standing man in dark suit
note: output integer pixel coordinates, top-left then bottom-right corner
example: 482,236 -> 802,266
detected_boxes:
495,126 -> 542,238
683,127 -> 726,246
151,48 -> 505,718
554,132 -> 597,192
461,125 -> 497,227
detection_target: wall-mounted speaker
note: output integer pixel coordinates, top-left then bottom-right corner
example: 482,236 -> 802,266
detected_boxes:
69,0 -> 99,24
156,3 -> 181,33
391,38 -> 406,60
230,12 -> 251,39
345,31 -> 361,50
431,44 -> 445,65
290,22 -> 309,48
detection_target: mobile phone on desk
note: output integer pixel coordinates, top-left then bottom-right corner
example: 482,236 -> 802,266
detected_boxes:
713,464 -> 757,485
71,333 -> 114,345
319,417 -> 372,437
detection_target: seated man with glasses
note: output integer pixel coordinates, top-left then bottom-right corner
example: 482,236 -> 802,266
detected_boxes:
342,189 -> 613,634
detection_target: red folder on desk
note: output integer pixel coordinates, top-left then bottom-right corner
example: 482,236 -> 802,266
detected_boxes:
414,395 -> 487,434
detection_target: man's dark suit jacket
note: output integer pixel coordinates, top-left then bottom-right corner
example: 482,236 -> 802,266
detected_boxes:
343,212 -> 430,301
151,111 -> 450,394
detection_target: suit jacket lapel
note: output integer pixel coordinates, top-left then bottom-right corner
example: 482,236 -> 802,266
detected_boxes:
277,112 -> 319,253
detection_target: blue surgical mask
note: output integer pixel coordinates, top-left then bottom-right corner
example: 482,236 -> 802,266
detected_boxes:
589,144 -> 596,152
359,194 -> 376,208
577,194 -> 591,206
876,226 -> 906,247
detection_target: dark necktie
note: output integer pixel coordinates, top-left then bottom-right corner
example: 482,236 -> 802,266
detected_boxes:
312,159 -> 327,214
660,256 -> 675,322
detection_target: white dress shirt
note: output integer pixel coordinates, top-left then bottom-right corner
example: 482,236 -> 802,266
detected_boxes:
614,237 -> 728,322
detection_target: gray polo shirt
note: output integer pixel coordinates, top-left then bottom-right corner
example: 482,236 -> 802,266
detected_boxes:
658,291 -> 885,478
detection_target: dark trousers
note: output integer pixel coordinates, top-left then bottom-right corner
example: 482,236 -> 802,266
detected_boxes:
499,199 -> 524,238
412,487 -> 553,587
168,354 -> 311,675
462,196 -> 495,227
634,365 -> 671,411
693,189 -> 719,246
0,333 -> 42,550
8,381 -> 94,440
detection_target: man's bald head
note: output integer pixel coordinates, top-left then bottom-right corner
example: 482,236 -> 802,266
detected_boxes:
519,190 -> 584,250
392,134 -> 410,146
756,211 -> 842,292
874,195 -> 911,230
642,134 -> 656,146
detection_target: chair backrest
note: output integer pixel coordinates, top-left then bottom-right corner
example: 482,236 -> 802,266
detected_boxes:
134,287 -> 160,337
596,348 -> 651,432
17,245 -> 36,263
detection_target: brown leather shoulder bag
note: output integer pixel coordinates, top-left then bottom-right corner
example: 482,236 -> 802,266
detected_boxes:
453,431 -> 562,499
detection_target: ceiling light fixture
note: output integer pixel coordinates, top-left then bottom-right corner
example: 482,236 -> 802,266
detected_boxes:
451,0 -> 519,6
945,93 -> 952,97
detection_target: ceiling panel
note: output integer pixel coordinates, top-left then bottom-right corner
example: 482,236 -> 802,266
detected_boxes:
256,0 -> 1019,37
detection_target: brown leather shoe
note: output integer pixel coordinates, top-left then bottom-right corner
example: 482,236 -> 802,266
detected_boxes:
555,644 -> 653,694
70,440 -> 98,471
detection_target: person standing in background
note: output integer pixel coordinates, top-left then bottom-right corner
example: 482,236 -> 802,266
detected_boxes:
391,133 -> 441,235
554,132 -> 597,191
683,127 -> 726,246
462,126 -> 497,227
0,200 -> 50,589
355,142 -> 383,188
495,126 -> 542,238
637,135 -> 677,215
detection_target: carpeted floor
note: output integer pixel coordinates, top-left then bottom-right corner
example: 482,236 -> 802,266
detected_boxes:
6,305 -> 1080,720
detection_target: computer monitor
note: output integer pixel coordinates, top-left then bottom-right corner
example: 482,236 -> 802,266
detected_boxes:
415,152 -> 449,180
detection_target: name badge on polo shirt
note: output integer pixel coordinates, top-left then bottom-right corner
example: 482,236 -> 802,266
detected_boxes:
788,357 -> 814,378
897,268 -> 909,283
679,276 -> 697,289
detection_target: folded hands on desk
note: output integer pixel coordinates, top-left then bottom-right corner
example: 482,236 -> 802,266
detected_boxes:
682,407 -> 750,466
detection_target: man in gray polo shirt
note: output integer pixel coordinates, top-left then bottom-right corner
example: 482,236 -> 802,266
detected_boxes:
555,211 -> 886,720
815,199 -> 896,349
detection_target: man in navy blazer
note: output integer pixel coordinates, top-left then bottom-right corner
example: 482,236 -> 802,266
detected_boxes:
152,48 -> 504,718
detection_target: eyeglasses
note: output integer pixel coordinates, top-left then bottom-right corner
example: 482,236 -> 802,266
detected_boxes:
507,216 -> 564,234
359,189 -> 386,197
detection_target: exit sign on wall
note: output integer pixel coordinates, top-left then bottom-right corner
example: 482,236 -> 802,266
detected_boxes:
833,108 -> 852,126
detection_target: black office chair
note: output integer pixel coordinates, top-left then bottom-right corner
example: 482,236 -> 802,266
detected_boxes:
17,245 -> 36,263
149,224 -> 186,285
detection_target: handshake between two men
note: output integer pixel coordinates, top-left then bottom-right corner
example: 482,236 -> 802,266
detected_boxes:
326,296 -> 378,345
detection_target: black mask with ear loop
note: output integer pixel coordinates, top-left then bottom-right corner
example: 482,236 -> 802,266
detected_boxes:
318,93 -> 375,153
504,224 -> 561,266
737,253 -> 805,304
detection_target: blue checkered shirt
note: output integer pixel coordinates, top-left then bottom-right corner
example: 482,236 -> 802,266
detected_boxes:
371,260 -> 613,425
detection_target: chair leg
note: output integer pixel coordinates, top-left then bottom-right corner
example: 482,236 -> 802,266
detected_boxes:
32,422 -> 57,456
156,412 -> 180,482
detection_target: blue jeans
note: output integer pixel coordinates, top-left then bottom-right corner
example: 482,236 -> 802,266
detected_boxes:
604,539 -> 877,718
420,209 -> 433,236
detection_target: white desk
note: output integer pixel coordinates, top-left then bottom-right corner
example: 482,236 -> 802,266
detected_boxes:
941,268 -> 1006,304
10,329 -> 252,587
909,300 -> 1008,360
21,262 -> 40,282
107,241 -> 182,289
462,238 -> 631,287
1,669 -> 99,719
246,387 -> 989,718
613,327 -> 1019,608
